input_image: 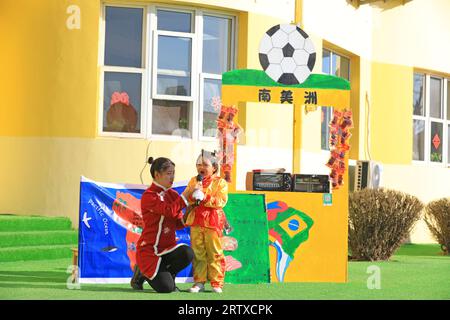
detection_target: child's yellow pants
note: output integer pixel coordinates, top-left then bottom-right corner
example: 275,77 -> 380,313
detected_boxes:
190,226 -> 226,288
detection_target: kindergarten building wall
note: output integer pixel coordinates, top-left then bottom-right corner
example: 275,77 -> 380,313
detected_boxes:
369,0 -> 450,243
1,0 -> 449,244
300,0 -> 450,243
0,0 -> 295,228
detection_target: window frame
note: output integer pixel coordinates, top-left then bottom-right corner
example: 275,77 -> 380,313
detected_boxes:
151,6 -> 196,102
412,73 -> 449,167
98,3 -> 236,141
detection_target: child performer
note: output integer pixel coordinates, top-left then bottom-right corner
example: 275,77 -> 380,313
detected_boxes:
182,150 -> 229,293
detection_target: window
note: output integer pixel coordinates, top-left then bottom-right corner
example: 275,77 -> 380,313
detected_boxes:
102,6 -> 144,135
201,15 -> 233,138
100,5 -> 235,139
152,8 -> 194,137
412,73 -> 450,165
321,49 -> 350,150
413,73 -> 425,160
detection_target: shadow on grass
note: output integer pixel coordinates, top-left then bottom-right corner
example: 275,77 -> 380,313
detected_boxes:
78,285 -> 194,294
0,270 -> 189,295
0,280 -> 157,294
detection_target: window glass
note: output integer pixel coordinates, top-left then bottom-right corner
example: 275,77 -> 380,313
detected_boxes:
157,75 -> 190,96
104,7 -> 143,68
157,36 -> 191,72
202,16 -> 231,75
103,72 -> 141,133
152,100 -> 190,136
331,53 -> 349,80
413,73 -> 425,116
321,107 -> 332,150
412,119 -> 425,161
430,121 -> 443,162
157,35 -> 191,96
202,79 -> 221,137
157,10 -> 191,33
430,77 -> 442,118
337,55 -> 350,80
322,49 -> 330,75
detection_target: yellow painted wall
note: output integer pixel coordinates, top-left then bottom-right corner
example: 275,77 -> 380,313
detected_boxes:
368,0 -> 450,165
0,136 -> 218,226
302,0 -> 373,61
0,0 -> 99,138
370,62 -> 413,164
371,0 -> 450,73
367,0 -> 450,243
380,163 -> 450,243
0,1 -> 294,224
299,36 -> 322,155
358,57 -> 373,161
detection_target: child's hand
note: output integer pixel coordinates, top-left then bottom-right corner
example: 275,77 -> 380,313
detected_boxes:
192,189 -> 205,205
224,222 -> 233,235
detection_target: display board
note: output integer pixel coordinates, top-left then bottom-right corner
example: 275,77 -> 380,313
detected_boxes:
222,193 -> 270,284
78,177 -> 270,284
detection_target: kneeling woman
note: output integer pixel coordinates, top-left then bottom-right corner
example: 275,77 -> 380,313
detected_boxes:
131,157 -> 194,293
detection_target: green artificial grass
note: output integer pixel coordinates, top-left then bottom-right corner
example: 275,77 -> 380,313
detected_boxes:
0,230 -> 78,248
0,245 -> 75,263
0,214 -> 73,232
393,243 -> 444,256
0,214 -> 77,263
0,244 -> 448,300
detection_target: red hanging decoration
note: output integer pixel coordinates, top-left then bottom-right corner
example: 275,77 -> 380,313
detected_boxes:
325,109 -> 353,190
216,104 -> 242,183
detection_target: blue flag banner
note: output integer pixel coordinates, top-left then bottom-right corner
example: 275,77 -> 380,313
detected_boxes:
78,176 -> 191,284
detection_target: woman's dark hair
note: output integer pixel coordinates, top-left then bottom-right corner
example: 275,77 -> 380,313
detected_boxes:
148,157 -> 175,178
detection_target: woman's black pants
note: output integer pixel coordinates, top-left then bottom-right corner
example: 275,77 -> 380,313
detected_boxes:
147,245 -> 194,293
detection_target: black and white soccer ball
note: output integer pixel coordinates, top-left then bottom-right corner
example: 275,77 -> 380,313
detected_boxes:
259,24 -> 316,85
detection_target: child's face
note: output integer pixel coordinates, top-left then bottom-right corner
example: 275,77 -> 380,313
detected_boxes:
196,157 -> 214,178
154,165 -> 175,189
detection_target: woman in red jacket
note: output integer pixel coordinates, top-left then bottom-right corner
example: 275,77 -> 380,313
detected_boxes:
130,157 -> 194,293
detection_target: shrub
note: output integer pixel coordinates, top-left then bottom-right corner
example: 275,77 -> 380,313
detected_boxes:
349,188 -> 423,261
424,198 -> 450,255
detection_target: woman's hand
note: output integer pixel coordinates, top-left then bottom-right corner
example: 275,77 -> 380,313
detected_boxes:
183,205 -> 195,223
183,185 -> 195,199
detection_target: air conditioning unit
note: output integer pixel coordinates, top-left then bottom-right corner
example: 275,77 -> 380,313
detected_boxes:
355,160 -> 383,190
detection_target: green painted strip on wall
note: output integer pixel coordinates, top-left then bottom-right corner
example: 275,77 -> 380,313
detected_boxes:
222,69 -> 350,90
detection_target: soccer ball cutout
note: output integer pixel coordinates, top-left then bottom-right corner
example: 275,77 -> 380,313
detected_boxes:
259,24 -> 316,85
